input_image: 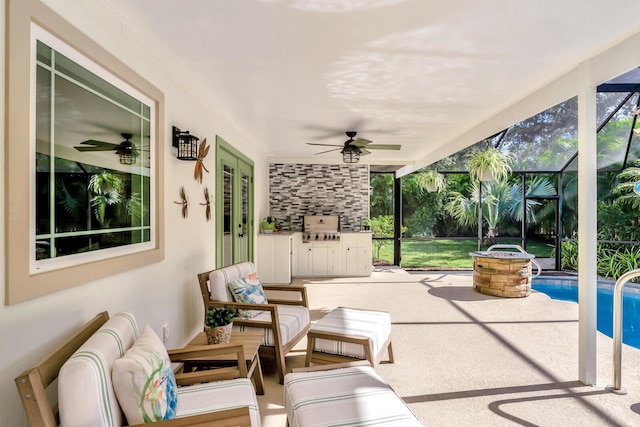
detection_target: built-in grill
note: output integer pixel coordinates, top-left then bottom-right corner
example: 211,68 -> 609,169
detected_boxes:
302,215 -> 341,243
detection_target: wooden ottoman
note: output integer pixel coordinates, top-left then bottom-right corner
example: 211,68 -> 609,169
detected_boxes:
305,307 -> 394,366
284,364 -> 423,427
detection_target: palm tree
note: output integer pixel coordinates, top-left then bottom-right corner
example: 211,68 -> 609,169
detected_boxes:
88,172 -> 123,226
445,177 -> 556,239
612,160 -> 640,209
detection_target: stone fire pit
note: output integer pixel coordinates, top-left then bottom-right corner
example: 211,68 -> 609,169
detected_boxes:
469,249 -> 537,298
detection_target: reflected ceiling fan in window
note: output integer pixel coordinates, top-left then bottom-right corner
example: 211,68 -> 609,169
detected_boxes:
307,131 -> 401,163
74,133 -> 147,165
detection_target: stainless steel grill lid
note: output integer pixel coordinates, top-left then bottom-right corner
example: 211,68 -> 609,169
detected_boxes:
303,215 -> 340,232
302,215 -> 340,242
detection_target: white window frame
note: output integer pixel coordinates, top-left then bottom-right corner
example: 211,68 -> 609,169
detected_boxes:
5,0 -> 165,304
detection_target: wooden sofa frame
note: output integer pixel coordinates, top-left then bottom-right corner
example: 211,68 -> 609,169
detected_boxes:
15,311 -> 252,427
198,268 -> 310,383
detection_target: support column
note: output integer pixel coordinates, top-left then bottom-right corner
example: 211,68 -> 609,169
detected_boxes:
577,62 -> 598,386
393,176 -> 402,266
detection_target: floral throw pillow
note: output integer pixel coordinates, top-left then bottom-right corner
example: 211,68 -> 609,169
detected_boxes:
112,325 -> 178,424
228,272 -> 268,319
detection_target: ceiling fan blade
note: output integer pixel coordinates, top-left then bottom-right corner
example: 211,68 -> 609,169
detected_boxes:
360,149 -> 371,156
307,143 -> 344,147
314,147 -> 342,155
74,140 -> 120,151
365,144 -> 401,150
351,138 -> 372,147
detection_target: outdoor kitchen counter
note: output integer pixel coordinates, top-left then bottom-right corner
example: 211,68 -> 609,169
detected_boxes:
258,231 -> 295,235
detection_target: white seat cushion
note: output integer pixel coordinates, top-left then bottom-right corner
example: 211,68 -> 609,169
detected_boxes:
284,366 -> 423,427
236,304 -> 310,347
311,307 -> 391,359
175,378 -> 261,426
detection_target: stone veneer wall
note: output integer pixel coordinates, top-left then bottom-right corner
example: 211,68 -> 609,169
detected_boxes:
268,163 -> 369,232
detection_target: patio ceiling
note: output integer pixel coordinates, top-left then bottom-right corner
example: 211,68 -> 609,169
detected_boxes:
101,0 -> 640,171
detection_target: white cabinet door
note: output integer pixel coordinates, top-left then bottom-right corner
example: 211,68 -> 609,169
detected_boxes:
328,246 -> 342,276
341,233 -> 372,276
257,235 -> 275,281
296,245 -> 312,277
257,234 -> 292,283
311,245 -> 329,276
273,236 -> 292,283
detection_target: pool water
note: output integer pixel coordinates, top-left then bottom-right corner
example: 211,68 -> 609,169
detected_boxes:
532,283 -> 640,350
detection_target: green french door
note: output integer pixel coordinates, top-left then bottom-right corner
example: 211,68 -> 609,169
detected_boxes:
216,136 -> 254,267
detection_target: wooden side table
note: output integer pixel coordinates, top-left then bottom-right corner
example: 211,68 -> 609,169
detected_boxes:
185,330 -> 264,395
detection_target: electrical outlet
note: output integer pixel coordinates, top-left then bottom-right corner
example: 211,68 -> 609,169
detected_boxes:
162,323 -> 170,343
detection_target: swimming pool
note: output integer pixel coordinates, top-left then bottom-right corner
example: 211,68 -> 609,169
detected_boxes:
532,280 -> 640,349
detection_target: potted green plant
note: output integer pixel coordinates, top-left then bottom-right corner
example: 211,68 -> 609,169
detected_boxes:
204,305 -> 238,344
362,217 -> 371,231
416,169 -> 447,192
465,147 -> 513,183
260,216 -> 277,233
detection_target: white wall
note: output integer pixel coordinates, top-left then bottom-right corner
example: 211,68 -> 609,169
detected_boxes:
0,1 -> 268,425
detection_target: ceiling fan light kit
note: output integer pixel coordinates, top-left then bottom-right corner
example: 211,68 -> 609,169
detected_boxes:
172,126 -> 200,161
342,145 -> 361,163
115,134 -> 138,165
74,132 -> 140,165
307,131 -> 401,164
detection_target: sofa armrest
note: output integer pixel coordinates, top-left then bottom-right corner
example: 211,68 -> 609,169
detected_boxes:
168,343 -> 246,362
174,366 -> 244,385
263,285 -> 309,307
128,407 -> 251,426
206,301 -> 278,313
168,343 -> 248,384
307,330 -> 372,345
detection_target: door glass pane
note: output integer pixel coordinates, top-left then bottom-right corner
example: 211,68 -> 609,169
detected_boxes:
223,165 -> 234,267
241,171 -> 250,262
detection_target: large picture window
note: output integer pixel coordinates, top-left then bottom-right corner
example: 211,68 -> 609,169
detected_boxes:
6,0 -> 164,304
34,34 -> 154,272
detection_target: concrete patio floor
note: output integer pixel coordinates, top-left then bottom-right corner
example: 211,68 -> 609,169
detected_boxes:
257,268 -> 640,426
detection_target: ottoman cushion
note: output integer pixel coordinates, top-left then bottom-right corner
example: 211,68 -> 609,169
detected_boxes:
311,307 -> 391,360
284,366 -> 422,426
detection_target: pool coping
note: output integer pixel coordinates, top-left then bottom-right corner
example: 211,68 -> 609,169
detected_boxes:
533,274 -> 640,294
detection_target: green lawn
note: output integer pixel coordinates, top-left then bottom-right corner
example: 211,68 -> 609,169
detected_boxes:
373,239 -> 554,268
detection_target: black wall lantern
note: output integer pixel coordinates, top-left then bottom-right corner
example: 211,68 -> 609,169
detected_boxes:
172,126 -> 199,160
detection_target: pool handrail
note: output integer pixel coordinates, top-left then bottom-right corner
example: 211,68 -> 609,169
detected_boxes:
486,244 -> 541,279
605,267 -> 640,395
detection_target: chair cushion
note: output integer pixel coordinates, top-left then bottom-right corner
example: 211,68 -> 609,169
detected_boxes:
228,272 -> 268,319
58,312 -> 139,427
312,307 -> 391,359
208,262 -> 256,302
112,325 -> 178,424
236,304 -> 309,347
284,366 -> 423,427
175,378 -> 261,426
